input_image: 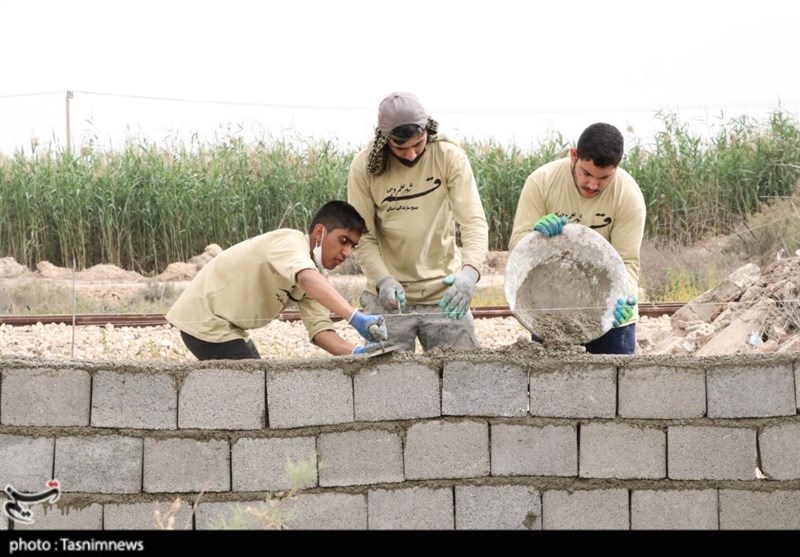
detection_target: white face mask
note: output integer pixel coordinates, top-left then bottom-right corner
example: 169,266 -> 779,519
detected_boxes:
312,228 -> 326,271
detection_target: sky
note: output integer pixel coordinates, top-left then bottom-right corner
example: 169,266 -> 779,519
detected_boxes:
1,0 -> 799,155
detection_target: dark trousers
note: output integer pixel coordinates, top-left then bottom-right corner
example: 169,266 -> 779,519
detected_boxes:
180,330 -> 262,361
532,323 -> 636,355
584,323 -> 636,354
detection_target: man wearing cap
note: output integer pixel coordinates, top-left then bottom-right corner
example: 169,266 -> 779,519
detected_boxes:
347,92 -> 489,353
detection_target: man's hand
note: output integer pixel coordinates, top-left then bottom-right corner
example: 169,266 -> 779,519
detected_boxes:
352,341 -> 393,355
376,276 -> 407,312
438,266 -> 479,320
348,310 -> 388,341
612,295 -> 638,327
533,214 -> 568,237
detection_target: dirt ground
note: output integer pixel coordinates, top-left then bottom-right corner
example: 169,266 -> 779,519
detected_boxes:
3,247 -> 799,358
0,249 -> 511,306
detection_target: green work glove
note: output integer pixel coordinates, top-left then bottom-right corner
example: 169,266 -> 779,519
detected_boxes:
438,266 -> 479,320
376,276 -> 407,312
348,310 -> 388,341
533,213 -> 568,237
612,295 -> 638,327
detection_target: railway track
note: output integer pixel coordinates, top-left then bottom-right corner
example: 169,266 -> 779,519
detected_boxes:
0,303 -> 684,327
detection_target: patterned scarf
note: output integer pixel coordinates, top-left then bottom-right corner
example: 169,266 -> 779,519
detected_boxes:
366,117 -> 440,176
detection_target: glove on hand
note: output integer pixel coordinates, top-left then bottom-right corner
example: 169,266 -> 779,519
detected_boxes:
438,266 -> 480,320
533,213 -> 568,237
348,309 -> 388,341
612,295 -> 638,328
352,341 -> 392,355
376,276 -> 407,311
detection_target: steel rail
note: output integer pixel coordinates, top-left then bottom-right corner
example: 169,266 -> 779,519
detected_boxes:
0,303 -> 684,327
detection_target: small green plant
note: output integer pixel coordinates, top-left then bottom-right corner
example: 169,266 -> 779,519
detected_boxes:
139,279 -> 178,303
135,280 -> 180,311
154,498 -> 185,530
154,455 -> 320,530
210,456 -> 320,530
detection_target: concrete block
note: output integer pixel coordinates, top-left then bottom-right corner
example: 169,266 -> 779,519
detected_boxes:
759,422 -> 800,480
104,500 -> 194,530
442,360 -> 527,417
196,494 -> 366,530
542,489 -> 629,530
0,434 -> 54,492
144,438 -> 229,493
267,367 -> 352,429
631,489 -> 718,530
179,368 -> 265,429
285,493 -> 368,530
368,487 -> 453,530
11,503 -> 103,530
529,365 -> 616,418
92,371 -> 177,429
455,485 -> 541,530
491,424 -> 576,477
1,368 -> 90,426
55,435 -> 142,493
232,436 -> 317,492
580,423 -> 666,479
707,362 -> 796,417
354,362 -> 440,421
720,490 -> 800,529
318,429 -> 403,487
405,420 -> 489,480
195,499 -> 262,530
668,426 -> 757,480
619,364 -> 705,418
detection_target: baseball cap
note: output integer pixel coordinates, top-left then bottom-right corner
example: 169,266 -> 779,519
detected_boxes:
377,92 -> 429,135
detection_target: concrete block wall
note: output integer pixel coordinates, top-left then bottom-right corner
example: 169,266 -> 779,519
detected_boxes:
1,349 -> 798,530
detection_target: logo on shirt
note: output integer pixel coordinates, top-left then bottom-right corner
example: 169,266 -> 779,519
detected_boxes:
382,176 -> 442,211
562,211 -> 612,230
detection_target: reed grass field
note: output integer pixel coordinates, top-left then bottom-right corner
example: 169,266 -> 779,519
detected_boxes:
1,109 -> 799,306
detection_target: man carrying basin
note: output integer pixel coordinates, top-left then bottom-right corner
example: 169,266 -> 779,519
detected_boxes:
509,123 -> 646,354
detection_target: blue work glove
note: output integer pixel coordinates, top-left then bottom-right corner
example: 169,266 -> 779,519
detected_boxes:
348,309 -> 388,341
376,276 -> 407,312
533,213 -> 568,237
352,341 -> 393,355
438,266 -> 480,320
612,295 -> 638,327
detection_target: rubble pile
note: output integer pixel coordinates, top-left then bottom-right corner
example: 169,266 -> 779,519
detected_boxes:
641,252 -> 800,355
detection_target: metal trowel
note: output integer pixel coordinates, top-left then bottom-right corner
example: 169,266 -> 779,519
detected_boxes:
366,344 -> 401,358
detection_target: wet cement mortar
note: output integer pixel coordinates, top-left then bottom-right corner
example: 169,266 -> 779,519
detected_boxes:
505,227 -> 628,345
3,346 -> 799,508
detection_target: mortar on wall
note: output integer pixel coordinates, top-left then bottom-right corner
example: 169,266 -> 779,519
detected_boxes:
504,224 -> 629,345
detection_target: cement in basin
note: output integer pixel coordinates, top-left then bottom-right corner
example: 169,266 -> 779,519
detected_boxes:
504,224 -> 629,345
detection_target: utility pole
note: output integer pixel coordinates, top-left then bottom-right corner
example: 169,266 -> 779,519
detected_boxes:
65,90 -> 73,151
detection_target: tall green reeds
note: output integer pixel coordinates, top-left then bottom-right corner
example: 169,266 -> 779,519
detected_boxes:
463,135 -> 568,251
1,136 -> 353,273
624,109 -> 800,245
1,109 -> 799,274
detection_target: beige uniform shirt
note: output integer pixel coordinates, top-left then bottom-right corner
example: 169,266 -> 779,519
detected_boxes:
509,156 -> 646,303
165,229 -> 333,343
347,138 -> 489,304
